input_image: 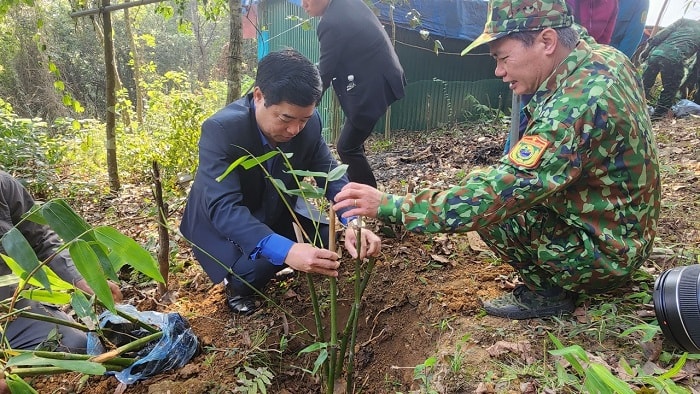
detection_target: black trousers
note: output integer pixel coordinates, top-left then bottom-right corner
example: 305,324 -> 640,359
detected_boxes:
226,206 -> 329,297
336,119 -> 378,188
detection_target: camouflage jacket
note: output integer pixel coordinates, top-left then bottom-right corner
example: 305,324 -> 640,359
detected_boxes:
647,18 -> 700,63
378,39 -> 660,265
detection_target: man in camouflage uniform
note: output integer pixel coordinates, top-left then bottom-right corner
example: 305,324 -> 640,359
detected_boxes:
641,18 -> 700,118
333,0 -> 660,320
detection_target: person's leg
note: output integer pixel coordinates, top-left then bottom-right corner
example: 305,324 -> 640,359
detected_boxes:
3,299 -> 87,352
475,207 -> 636,319
336,119 -> 377,188
225,206 -> 329,314
642,56 -> 662,100
656,60 -> 684,116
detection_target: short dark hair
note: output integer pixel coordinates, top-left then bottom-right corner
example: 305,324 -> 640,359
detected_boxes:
506,26 -> 579,49
255,49 -> 323,107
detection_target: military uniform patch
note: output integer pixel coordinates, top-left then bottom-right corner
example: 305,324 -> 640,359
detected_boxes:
509,135 -> 550,168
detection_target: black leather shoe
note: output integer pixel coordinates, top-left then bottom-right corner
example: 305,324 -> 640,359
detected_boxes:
224,285 -> 260,315
226,295 -> 259,315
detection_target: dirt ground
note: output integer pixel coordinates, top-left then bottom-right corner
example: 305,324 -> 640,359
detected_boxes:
28,116 -> 700,393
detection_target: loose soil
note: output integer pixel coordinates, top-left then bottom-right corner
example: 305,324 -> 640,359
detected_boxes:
30,116 -> 700,393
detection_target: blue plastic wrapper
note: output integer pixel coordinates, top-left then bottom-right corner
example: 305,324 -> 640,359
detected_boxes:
672,99 -> 700,117
87,304 -> 199,384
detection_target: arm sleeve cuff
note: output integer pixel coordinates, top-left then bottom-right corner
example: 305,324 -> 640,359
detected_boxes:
377,193 -> 404,224
250,234 -> 294,266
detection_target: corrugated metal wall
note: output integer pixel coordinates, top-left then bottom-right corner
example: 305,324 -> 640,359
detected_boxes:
258,0 -> 511,138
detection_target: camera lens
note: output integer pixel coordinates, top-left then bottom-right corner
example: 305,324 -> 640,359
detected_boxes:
653,265 -> 700,353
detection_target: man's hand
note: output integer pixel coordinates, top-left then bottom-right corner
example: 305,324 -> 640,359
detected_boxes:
75,279 -> 123,303
344,225 -> 381,259
285,243 -> 341,277
333,182 -> 384,219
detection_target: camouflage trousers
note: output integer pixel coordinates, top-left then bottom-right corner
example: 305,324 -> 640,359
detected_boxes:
643,55 -> 685,116
476,206 -> 638,294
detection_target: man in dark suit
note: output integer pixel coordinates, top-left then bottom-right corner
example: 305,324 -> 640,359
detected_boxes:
180,49 -> 381,315
302,0 -> 406,188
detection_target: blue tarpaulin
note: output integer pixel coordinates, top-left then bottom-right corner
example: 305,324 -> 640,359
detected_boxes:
286,0 -> 489,41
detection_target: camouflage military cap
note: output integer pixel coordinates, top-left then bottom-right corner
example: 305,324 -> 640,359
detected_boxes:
461,0 -> 573,55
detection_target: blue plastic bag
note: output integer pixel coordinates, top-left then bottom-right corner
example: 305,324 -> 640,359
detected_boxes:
672,99 -> 700,117
87,304 -> 199,384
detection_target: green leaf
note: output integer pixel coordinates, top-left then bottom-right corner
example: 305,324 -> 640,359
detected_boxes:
311,348 -> 327,375
69,240 -> 115,312
586,363 -> 635,393
41,200 -> 118,282
270,178 -> 290,194
0,273 -> 19,287
216,155 -> 250,182
94,226 -> 164,283
22,204 -> 48,226
70,290 -> 97,327
285,169 -> 329,178
299,341 -> 326,354
19,289 -> 71,304
5,374 -> 38,394
7,353 -> 106,375
327,164 -> 348,182
1,228 -> 51,291
40,200 -> 91,242
658,352 -> 688,380
241,150 -> 281,170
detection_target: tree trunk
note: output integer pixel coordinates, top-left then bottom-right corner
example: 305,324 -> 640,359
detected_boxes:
226,0 -> 243,104
124,1 -> 144,124
103,0 -> 120,192
92,12 -> 131,130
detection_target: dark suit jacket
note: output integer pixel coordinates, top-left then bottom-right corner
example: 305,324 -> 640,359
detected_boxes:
180,94 -> 347,283
317,0 -> 406,130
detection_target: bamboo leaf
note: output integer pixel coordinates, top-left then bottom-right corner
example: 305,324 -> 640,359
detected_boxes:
327,164 -> 348,182
299,342 -> 326,354
285,169 -> 329,178
658,352 -> 688,380
93,226 -> 164,283
586,363 -> 635,393
5,374 -> 38,394
40,200 -> 91,243
270,178 -> 290,194
19,289 -> 71,304
21,204 -> 48,226
41,200 -> 118,281
71,290 -> 98,329
0,273 -> 20,287
241,150 -> 281,170
216,155 -> 250,182
1,228 -> 51,290
69,240 -> 115,312
7,353 -> 106,375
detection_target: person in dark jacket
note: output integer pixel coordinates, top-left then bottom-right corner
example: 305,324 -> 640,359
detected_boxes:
302,0 -> 406,188
0,171 -> 122,352
180,49 -> 381,315
641,18 -> 700,118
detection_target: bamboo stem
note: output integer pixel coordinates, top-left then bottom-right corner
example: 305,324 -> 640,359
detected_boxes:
327,208 -> 338,393
90,330 -> 162,364
7,364 -> 125,377
7,349 -> 135,367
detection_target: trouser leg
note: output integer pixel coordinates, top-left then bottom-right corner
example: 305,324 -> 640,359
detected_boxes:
657,61 -> 684,114
336,119 -> 377,188
642,57 -> 663,100
227,210 -> 329,297
3,299 -> 87,352
476,207 -> 633,294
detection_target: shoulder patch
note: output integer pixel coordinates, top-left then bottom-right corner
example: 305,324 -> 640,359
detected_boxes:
508,135 -> 550,169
